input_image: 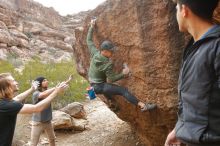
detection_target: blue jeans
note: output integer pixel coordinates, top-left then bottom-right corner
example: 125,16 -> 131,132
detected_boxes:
91,83 -> 139,105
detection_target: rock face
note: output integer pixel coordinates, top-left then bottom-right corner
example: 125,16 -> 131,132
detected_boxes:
74,0 -> 187,145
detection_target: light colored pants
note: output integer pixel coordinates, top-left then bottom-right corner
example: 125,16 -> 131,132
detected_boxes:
30,121 -> 56,146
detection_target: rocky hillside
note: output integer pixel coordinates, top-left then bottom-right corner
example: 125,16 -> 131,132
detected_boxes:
0,0 -> 89,66
73,0 -> 220,146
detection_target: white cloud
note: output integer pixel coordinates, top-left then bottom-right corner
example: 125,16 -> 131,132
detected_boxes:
33,0 -> 106,16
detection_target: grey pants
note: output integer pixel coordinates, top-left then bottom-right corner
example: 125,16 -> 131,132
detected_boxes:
30,121 -> 56,146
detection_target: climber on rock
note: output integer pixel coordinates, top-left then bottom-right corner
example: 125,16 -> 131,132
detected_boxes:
86,18 -> 157,112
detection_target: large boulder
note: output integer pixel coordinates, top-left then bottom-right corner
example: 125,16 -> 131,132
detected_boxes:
73,0 -> 187,145
52,110 -> 87,131
60,102 -> 87,119
52,110 -> 74,130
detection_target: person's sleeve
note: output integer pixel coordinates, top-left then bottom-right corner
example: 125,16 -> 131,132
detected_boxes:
13,101 -> 23,114
214,41 -> 220,88
32,91 -> 40,104
1,101 -> 24,116
86,26 -> 99,57
105,63 -> 124,83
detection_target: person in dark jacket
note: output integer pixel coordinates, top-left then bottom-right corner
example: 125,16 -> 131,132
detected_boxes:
87,19 -> 157,112
165,0 -> 220,146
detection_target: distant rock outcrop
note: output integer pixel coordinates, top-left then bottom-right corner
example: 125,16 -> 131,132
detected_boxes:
0,0 -> 89,66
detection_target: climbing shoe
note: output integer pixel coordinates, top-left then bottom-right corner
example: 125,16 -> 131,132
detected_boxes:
141,103 -> 157,112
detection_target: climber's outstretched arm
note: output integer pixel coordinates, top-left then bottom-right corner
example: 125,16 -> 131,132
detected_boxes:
86,19 -> 98,57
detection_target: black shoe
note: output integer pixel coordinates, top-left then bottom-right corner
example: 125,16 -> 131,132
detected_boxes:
141,103 -> 157,112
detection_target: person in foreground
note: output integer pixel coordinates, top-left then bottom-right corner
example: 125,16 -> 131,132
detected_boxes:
0,73 -> 68,146
30,75 -> 72,146
86,19 -> 157,112
165,0 -> 220,146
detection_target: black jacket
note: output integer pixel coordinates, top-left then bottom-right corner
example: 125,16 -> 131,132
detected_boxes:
175,26 -> 220,144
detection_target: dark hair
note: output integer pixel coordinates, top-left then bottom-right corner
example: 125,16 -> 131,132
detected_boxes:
35,76 -> 46,91
174,0 -> 219,21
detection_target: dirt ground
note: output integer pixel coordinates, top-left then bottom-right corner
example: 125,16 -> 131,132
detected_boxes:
14,98 -> 145,146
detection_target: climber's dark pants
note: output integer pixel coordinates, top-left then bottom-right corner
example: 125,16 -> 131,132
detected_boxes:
186,144 -> 220,146
187,143 -> 220,146
91,83 -> 139,105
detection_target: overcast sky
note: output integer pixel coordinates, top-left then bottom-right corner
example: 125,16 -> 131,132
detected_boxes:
33,0 -> 106,16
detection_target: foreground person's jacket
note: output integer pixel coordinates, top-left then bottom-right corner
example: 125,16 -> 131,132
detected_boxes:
176,25 -> 220,144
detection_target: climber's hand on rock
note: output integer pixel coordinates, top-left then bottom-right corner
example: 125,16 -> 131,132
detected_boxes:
122,63 -> 130,76
90,18 -> 96,28
122,67 -> 130,76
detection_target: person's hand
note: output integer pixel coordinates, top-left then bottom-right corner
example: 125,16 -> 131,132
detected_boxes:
55,82 -> 69,93
122,68 -> 130,75
122,63 -> 130,76
31,80 -> 39,91
65,74 -> 73,84
164,129 -> 181,146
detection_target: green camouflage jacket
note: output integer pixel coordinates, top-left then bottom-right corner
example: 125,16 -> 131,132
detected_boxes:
86,27 -> 124,83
